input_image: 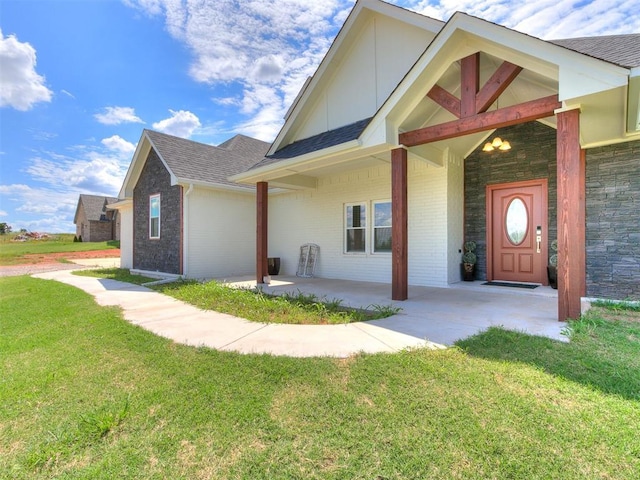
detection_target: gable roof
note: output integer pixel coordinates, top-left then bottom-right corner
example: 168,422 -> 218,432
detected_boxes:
74,194 -> 118,224
233,5 -> 638,185
119,130 -> 270,197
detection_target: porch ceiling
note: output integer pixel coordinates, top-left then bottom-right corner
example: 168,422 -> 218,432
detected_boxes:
399,51 -> 560,158
264,148 -> 394,189
398,48 -> 633,153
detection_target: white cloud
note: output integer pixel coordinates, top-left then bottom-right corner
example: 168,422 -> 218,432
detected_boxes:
0,210 -> 7,217
94,106 -> 144,125
101,135 -> 137,155
152,109 -> 201,138
405,0 -> 640,39
0,136 -> 134,233
26,151 -> 126,194
0,184 -> 78,232
124,0 -> 345,140
0,29 -> 53,111
123,0 -> 639,141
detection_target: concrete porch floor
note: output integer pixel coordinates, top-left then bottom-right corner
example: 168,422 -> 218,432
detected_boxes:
218,275 -> 566,346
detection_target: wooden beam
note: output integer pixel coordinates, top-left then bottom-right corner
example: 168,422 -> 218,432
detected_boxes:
556,109 -> 585,321
476,61 -> 523,113
460,53 -> 480,117
400,95 -> 561,147
427,84 -> 461,118
256,181 -> 268,284
391,147 -> 408,301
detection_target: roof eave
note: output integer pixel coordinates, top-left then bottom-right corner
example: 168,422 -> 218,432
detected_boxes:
107,199 -> 133,210
232,139 -> 362,184
628,67 -> 640,133
119,131 -> 152,198
175,178 -> 256,194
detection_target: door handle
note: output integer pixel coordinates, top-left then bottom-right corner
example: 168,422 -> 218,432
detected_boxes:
536,236 -> 541,253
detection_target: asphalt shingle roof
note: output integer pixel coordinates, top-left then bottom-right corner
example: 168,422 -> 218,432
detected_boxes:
251,117 -> 373,170
79,194 -> 118,221
144,130 -> 270,188
551,34 -> 640,68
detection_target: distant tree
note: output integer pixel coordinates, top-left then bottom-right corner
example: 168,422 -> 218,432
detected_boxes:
0,222 -> 12,235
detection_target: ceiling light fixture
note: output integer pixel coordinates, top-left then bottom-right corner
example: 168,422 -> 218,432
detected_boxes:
482,136 -> 511,152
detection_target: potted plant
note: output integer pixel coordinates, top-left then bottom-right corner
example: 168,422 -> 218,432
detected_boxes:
462,241 -> 477,281
547,239 -> 558,289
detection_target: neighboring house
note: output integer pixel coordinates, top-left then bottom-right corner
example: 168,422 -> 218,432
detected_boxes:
74,194 -> 119,242
112,129 -> 270,278
228,0 -> 640,320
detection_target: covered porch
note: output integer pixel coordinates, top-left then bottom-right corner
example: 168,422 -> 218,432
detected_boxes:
218,275 -> 565,345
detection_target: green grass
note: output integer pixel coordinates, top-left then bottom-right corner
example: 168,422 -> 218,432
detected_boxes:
1,276 -> 639,479
0,233 -> 119,265
74,268 -> 157,286
456,306 -> 640,401
154,279 -> 400,324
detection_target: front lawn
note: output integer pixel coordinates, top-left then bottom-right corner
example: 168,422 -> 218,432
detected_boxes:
1,276 -> 639,479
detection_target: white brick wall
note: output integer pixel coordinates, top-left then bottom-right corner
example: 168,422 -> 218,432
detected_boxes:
269,156 -> 463,287
184,187 -> 255,279
447,150 -> 465,284
118,204 -> 133,269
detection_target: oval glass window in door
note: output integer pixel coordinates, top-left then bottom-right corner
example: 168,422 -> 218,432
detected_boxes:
505,197 -> 528,245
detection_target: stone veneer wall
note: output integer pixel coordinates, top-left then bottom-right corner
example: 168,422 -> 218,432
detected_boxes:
133,149 -> 182,274
464,122 -> 558,281
585,140 -> 640,300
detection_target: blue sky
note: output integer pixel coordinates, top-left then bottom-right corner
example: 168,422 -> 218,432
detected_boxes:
1,0 -> 638,233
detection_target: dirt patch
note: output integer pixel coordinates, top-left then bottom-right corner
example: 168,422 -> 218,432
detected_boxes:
20,249 -> 120,265
0,249 -> 120,278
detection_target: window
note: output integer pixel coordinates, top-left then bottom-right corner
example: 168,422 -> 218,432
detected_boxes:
149,194 -> 160,239
373,201 -> 392,252
345,203 -> 366,252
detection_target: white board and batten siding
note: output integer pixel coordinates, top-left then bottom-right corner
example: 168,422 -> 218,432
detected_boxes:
268,154 -> 464,287
296,14 -> 437,141
183,187 -> 256,280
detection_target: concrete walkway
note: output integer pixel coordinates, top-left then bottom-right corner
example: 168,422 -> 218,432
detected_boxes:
32,270 -> 442,357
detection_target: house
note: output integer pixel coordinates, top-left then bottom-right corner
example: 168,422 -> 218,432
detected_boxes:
111,129 -> 270,278
228,0 -> 640,321
74,194 -> 119,242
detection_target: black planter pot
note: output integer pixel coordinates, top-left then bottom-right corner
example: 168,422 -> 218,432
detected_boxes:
461,263 -> 475,281
268,257 -> 280,276
547,265 -> 557,289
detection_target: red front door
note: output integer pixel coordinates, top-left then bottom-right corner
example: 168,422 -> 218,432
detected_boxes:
487,180 -> 548,284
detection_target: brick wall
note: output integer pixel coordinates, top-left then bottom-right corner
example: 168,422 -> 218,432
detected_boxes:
133,149 -> 182,274
585,140 -> 640,300
464,122 -> 558,280
269,156 -> 459,287
88,220 -> 115,242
